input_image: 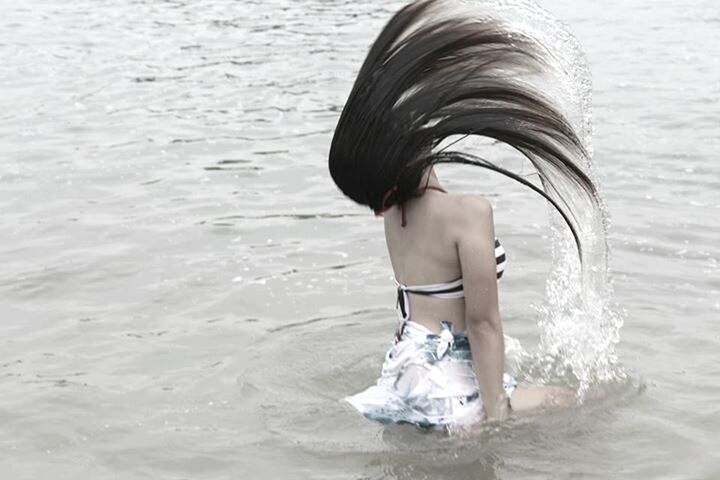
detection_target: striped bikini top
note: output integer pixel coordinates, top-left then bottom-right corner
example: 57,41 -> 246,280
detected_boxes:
394,239 -> 506,321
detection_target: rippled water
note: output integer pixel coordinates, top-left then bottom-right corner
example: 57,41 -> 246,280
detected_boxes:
1,1 -> 718,478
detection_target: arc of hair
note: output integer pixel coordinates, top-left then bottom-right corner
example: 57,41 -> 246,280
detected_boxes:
433,151 -> 582,259
436,133 -> 471,155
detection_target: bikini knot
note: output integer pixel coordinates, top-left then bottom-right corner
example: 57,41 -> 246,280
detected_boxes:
436,321 -> 455,359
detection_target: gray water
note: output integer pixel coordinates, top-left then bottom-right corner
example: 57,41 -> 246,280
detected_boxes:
1,0 -> 718,479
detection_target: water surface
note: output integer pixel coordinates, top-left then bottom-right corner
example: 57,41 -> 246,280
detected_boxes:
1,0 -> 718,478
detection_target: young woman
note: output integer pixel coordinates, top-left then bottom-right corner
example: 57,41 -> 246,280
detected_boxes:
328,0 -> 600,429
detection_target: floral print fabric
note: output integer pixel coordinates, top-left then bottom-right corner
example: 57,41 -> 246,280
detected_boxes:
344,320 -> 517,429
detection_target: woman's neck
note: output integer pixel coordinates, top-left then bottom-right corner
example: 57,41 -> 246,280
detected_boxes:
420,168 -> 444,191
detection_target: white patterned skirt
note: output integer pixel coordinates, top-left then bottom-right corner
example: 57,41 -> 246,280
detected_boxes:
344,320 -> 517,429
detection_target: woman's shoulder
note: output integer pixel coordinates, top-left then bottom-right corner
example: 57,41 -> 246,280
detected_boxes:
444,193 -> 494,223
431,193 -> 495,243
454,193 -> 492,211
443,194 -> 497,251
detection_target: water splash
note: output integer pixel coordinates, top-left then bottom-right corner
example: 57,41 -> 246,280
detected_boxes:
535,230 -> 626,396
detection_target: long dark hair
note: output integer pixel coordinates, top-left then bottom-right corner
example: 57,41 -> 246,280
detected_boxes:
328,0 -> 600,261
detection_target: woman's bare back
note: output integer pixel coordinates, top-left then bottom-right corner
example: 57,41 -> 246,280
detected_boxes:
384,185 -> 491,334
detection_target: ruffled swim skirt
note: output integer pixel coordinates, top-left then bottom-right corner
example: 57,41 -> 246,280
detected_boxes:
344,320 -> 516,429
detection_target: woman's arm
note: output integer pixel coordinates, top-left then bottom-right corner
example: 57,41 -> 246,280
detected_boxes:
456,196 -> 509,421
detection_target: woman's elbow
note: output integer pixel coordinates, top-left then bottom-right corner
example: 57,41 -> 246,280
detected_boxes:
466,312 -> 502,335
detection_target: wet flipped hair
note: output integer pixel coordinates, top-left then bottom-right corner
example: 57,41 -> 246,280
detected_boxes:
328,0 -> 600,260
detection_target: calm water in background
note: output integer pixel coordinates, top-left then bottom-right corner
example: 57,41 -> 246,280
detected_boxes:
1,0 -> 718,478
